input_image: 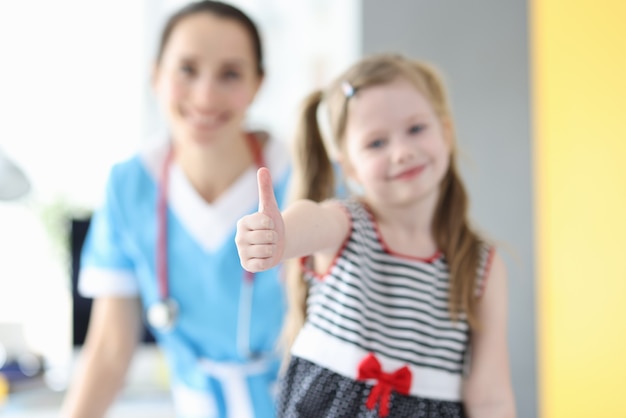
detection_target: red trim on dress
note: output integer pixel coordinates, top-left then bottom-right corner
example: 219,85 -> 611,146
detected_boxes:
476,246 -> 496,298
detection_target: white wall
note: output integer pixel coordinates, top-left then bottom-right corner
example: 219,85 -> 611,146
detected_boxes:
0,0 -> 360,384
0,1 -> 145,371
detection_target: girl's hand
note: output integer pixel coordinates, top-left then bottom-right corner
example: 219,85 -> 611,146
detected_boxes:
235,167 -> 285,272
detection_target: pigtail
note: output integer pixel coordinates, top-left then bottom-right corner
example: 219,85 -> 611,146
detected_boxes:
433,164 -> 483,329
281,89 -> 334,359
290,90 -> 335,203
407,60 -> 485,329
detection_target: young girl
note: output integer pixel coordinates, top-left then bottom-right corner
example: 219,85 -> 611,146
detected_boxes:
236,54 -> 516,417
61,2 -> 290,417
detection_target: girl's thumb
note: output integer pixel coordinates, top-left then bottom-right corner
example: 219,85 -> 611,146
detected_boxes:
257,167 -> 278,214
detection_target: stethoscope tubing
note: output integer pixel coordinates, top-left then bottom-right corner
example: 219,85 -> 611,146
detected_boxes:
155,134 -> 264,359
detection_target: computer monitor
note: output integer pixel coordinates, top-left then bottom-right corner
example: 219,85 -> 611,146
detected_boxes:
69,217 -> 155,346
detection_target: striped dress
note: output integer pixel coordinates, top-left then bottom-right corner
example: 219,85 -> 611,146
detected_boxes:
278,199 -> 493,418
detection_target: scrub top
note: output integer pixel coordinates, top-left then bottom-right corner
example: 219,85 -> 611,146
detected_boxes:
78,136 -> 291,418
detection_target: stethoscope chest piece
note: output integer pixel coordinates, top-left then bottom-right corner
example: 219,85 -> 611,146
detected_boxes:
147,298 -> 179,332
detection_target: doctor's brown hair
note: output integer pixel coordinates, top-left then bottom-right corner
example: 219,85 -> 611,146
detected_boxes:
282,54 -> 486,352
155,0 -> 264,76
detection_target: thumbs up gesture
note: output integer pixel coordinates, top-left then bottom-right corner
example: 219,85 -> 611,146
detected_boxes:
235,167 -> 285,272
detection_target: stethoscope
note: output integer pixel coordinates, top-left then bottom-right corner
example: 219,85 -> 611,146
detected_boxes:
146,133 -> 264,359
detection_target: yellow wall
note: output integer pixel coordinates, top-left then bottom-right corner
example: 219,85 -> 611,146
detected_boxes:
533,1 -> 626,417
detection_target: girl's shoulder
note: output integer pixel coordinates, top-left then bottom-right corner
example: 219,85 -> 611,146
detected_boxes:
329,197 -> 368,217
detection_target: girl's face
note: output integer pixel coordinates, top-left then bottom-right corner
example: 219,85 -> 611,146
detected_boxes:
343,78 -> 452,208
153,13 -> 262,146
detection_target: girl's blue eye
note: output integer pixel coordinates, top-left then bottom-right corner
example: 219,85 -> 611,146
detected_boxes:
409,124 -> 426,135
368,139 -> 386,149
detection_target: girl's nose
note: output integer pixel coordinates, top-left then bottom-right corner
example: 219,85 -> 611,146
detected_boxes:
392,140 -> 416,164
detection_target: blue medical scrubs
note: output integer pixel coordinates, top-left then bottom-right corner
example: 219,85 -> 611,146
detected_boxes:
79,136 -> 290,418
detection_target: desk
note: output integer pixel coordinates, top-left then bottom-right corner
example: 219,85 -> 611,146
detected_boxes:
0,347 -> 175,418
1,385 -> 175,418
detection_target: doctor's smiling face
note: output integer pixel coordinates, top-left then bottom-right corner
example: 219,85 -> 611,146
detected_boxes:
153,10 -> 263,146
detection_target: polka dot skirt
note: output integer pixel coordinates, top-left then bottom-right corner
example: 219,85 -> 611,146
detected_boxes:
278,357 -> 466,418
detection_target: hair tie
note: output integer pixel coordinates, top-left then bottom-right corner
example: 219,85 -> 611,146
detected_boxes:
341,81 -> 356,99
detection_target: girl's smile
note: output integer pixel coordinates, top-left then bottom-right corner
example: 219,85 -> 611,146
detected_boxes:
389,164 -> 426,181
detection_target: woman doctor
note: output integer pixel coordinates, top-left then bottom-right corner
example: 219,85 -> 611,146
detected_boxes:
60,2 -> 290,417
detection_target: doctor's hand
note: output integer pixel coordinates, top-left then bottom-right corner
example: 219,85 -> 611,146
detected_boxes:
235,167 -> 285,272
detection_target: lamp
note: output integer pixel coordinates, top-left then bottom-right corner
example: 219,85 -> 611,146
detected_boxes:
0,150 -> 30,201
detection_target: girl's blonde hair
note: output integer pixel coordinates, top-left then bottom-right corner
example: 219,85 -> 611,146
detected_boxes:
282,53 -> 485,352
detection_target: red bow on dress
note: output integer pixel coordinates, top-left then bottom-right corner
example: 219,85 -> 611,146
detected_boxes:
357,353 -> 412,417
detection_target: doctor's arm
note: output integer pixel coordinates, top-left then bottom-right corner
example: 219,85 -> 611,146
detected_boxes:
462,252 -> 516,417
60,296 -> 143,418
236,167 -> 349,272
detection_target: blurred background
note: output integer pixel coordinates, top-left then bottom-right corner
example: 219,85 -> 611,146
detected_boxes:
0,0 -> 624,417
